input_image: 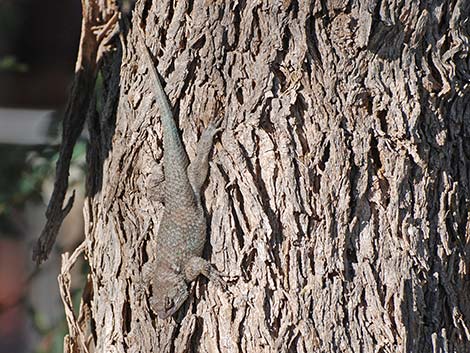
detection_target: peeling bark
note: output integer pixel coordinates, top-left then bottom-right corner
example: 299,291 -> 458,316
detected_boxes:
65,0 -> 470,352
34,0 -> 119,265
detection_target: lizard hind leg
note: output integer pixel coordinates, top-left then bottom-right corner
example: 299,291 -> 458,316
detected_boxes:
184,256 -> 225,287
187,116 -> 224,199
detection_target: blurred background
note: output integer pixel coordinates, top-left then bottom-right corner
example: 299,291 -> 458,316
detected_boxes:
0,1 -> 85,352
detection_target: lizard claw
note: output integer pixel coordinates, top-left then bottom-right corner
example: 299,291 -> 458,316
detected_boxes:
207,115 -> 225,135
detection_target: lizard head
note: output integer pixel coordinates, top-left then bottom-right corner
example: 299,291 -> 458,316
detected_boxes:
151,274 -> 188,319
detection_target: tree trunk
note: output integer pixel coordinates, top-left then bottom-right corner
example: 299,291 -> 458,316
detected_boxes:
64,0 -> 470,352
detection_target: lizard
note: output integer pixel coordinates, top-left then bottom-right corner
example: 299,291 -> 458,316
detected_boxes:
138,31 -> 224,319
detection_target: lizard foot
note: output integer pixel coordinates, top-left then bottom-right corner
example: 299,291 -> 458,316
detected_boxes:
204,114 -> 225,138
185,256 -> 226,289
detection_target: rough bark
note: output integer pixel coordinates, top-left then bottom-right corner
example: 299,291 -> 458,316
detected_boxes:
63,0 -> 470,352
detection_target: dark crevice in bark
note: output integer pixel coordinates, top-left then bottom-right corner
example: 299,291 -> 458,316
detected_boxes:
295,248 -> 304,277
271,65 -> 286,96
237,309 -> 247,351
287,333 -> 301,353
237,138 -> 281,253
141,0 -> 152,26
178,34 -> 187,52
292,94 -> 309,155
369,131 -> 382,172
191,34 -> 206,50
87,103 -> 103,196
345,132 -> 361,281
240,248 -> 257,281
260,98 -> 275,133
376,109 -> 388,135
262,287 -> 275,335
122,290 -> 132,334
293,213 -> 306,240
318,0 -> 331,26
156,26 -> 167,56
189,316 -> 203,353
311,169 -> 321,194
341,288 -> 353,349
318,140 -> 330,172
368,0 -> 382,45
304,13 -> 322,72
287,0 -> 299,18
167,0 -> 175,29
248,4 -> 261,54
232,190 -> 247,248
253,152 -> 284,269
346,139 -> 360,223
307,245 -> 315,277
426,50 -> 443,90
235,86 -> 244,105
186,0 -> 194,16
279,24 -> 291,64
226,1 -> 242,52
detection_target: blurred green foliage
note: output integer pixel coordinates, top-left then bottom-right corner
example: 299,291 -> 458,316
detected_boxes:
0,135 -> 87,352
34,316 -> 67,353
0,55 -> 28,72
0,139 -> 86,237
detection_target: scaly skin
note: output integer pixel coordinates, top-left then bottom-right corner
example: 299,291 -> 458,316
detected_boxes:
140,35 -> 224,319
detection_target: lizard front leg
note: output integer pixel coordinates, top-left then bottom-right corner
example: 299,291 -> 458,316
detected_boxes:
187,115 -> 224,199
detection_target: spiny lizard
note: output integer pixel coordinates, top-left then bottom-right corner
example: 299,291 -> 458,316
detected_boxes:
139,33 -> 224,319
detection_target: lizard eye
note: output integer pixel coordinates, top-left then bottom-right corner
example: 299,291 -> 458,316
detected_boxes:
165,297 -> 173,310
